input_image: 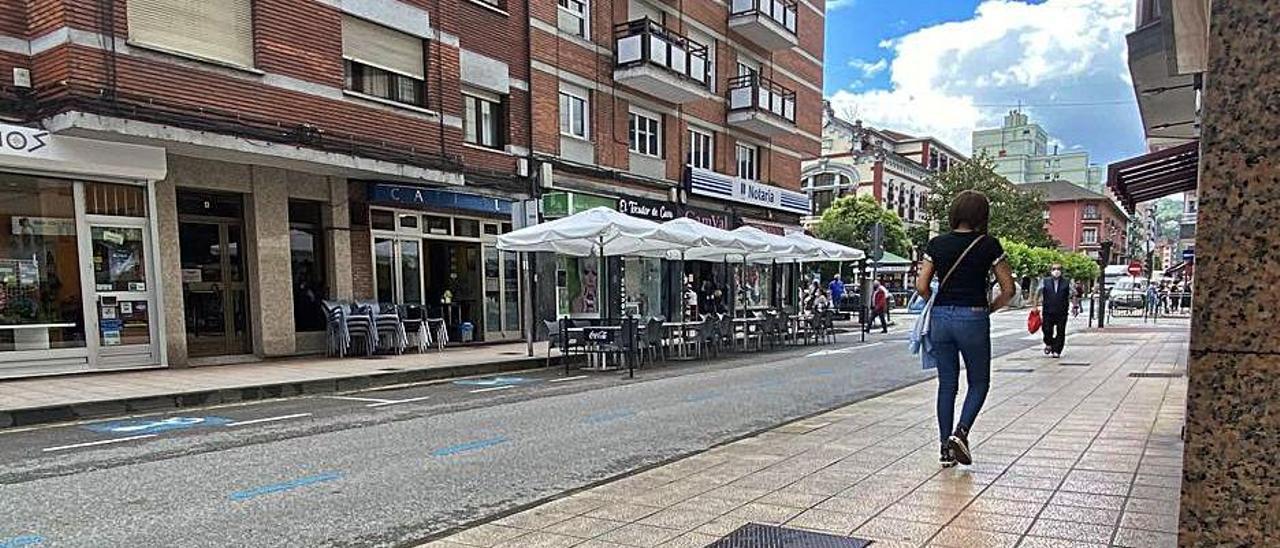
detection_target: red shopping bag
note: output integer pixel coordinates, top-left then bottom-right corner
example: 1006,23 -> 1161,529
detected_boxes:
1027,309 -> 1042,334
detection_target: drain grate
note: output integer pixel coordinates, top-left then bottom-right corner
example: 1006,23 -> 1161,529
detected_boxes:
997,368 -> 1035,373
708,523 -> 872,548
1059,362 -> 1091,367
1129,371 -> 1184,378
378,367 -> 404,372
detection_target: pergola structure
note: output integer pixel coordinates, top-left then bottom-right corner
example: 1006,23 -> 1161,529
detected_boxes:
1106,141 -> 1200,213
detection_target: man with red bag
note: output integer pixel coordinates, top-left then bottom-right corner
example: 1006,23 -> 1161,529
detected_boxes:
1033,263 -> 1071,358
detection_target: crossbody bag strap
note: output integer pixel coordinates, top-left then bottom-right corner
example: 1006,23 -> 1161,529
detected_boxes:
938,235 -> 985,293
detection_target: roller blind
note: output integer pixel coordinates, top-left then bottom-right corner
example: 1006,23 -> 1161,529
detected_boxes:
342,16 -> 425,80
127,0 -> 255,68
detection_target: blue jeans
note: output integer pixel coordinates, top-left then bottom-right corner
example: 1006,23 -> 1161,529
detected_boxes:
930,305 -> 992,444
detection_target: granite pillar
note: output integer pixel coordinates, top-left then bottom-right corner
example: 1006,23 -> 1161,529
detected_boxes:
1180,1 -> 1280,545
244,166 -> 296,357
154,177 -> 188,367
325,177 -> 353,300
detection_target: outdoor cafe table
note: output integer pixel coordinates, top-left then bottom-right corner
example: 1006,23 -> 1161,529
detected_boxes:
731,317 -> 767,351
662,321 -> 703,360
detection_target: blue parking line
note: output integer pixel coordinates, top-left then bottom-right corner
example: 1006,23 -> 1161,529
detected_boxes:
755,378 -> 787,388
228,472 -> 343,502
0,535 -> 44,547
431,436 -> 508,457
684,391 -> 720,403
584,410 -> 635,424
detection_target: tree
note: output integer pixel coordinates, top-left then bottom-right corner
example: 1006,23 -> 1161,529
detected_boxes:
925,154 -> 1057,248
814,195 -> 910,257
1002,238 -> 1099,284
906,224 -> 932,257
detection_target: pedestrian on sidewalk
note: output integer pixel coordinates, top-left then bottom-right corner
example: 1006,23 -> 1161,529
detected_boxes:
1033,263 -> 1071,358
914,190 -> 1016,468
865,280 -> 890,333
828,273 -> 845,310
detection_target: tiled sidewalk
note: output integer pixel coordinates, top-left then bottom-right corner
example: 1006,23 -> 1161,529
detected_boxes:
424,325 -> 1187,548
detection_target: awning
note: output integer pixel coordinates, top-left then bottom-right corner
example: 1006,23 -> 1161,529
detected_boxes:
1107,141 -> 1199,213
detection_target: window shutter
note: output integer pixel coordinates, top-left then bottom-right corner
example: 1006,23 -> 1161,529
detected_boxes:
127,0 -> 255,68
342,16 -> 426,80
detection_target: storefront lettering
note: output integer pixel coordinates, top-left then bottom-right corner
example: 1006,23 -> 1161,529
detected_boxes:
2,128 -> 49,154
617,197 -> 676,221
740,182 -> 776,204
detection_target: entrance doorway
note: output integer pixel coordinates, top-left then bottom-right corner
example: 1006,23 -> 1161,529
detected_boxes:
178,192 -> 250,357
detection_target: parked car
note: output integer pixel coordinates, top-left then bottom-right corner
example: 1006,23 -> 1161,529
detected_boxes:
1109,278 -> 1147,310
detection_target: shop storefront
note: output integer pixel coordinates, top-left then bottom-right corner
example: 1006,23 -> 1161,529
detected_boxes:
0,123 -> 167,378
365,183 -> 520,343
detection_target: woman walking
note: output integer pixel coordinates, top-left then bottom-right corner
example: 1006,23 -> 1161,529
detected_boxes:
914,190 -> 1016,467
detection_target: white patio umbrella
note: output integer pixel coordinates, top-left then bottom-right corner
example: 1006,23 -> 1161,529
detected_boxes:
496,207 -> 688,257
651,217 -> 768,261
786,232 -> 865,262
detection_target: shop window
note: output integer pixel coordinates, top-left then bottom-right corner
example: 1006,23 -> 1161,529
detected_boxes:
483,223 -> 500,236
398,213 -> 419,231
289,201 -> 328,332
127,0 -> 254,68
342,16 -> 426,107
370,209 -> 396,231
455,218 -> 481,238
623,257 -> 663,318
687,127 -> 714,170
86,183 -> 148,217
735,263 -> 772,310
557,256 -> 601,317
464,91 -> 506,149
501,222 -> 512,233
0,175 -> 85,352
425,215 -> 452,235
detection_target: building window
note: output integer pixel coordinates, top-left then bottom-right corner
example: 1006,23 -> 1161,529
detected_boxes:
1083,203 -> 1100,220
464,92 -> 505,149
558,0 -> 588,38
126,0 -> 254,68
688,127 -> 714,169
1082,227 -> 1098,244
342,17 -> 427,107
735,143 -> 758,181
289,201 -> 329,333
559,91 -> 589,138
628,111 -> 662,157
929,150 -> 939,170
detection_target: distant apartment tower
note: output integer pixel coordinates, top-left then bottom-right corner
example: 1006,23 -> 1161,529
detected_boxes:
972,110 -> 1104,192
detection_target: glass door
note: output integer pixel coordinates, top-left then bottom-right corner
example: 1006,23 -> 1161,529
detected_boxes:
87,220 -> 156,366
371,236 -> 423,304
179,219 -> 250,357
482,242 -> 522,341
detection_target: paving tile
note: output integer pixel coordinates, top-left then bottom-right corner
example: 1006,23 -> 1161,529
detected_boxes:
1016,537 -> 1108,548
1058,478 -> 1131,496
980,486 -> 1054,504
584,503 -> 663,523
595,523 -> 681,547
441,524 -> 528,546
966,497 -> 1045,517
881,502 -> 961,525
1119,511 -> 1179,533
1113,527 -> 1178,548
1027,518 -> 1116,545
692,516 -> 753,537
655,532 -> 721,548
784,508 -> 871,534
1049,491 -> 1126,511
951,510 -> 1034,535
664,496 -> 742,517
494,509 -> 576,530
754,490 -> 828,509
635,508 -> 719,532
853,516 -> 941,545
1128,484 -> 1181,501
1124,497 -> 1179,516
815,495 -> 891,515
417,541 -> 475,548
726,502 -> 802,524
1038,504 -> 1120,526
492,531 -> 581,548
928,525 -> 1020,548
543,516 -> 627,539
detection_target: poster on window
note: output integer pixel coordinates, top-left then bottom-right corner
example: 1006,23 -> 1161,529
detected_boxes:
571,258 -> 599,315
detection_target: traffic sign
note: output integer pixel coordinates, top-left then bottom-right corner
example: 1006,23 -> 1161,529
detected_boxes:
1127,261 -> 1144,277
1182,247 -> 1195,261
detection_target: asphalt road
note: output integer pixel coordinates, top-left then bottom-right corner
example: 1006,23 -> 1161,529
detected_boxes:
0,311 -> 1065,547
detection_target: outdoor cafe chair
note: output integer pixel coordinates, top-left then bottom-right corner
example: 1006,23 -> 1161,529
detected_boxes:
401,304 -> 429,353
322,300 -> 373,358
638,317 -> 665,365
359,300 -> 407,355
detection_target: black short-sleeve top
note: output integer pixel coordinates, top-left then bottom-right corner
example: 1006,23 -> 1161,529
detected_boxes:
924,232 -> 1006,307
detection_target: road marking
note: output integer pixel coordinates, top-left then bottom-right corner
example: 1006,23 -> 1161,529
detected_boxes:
228,472 -> 343,502
585,409 -> 635,424
0,535 -> 44,548
432,436 -> 508,457
42,434 -> 156,453
684,391 -> 719,403
806,341 -> 883,357
470,385 -> 515,394
83,416 -> 231,435
550,375 -> 590,383
989,328 -> 1024,338
225,413 -> 312,427
326,395 -> 397,404
1021,334 -> 1043,341
453,376 -> 534,387
367,396 -> 432,408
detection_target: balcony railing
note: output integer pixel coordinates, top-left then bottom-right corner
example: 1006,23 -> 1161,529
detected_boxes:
613,18 -> 710,88
728,74 -> 796,123
730,0 -> 797,34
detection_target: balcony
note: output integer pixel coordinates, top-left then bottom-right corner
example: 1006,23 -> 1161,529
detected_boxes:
727,74 -> 796,136
613,19 -> 714,104
728,0 -> 798,50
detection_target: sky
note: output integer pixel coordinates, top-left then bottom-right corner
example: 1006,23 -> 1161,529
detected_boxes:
822,0 -> 1147,166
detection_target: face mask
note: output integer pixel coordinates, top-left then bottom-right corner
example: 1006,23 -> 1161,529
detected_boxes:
1051,270 -> 1062,278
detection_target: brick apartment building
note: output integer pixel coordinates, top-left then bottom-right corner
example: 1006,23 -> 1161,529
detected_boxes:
0,0 -> 824,378
1022,180 -> 1129,263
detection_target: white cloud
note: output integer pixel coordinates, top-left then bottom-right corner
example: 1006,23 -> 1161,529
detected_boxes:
827,0 -> 856,11
847,57 -> 889,78
829,0 -> 1135,155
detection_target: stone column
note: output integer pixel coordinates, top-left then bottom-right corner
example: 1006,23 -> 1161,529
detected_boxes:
244,166 -> 296,357
326,177 -> 353,300
153,177 -> 189,366
1180,2 -> 1280,546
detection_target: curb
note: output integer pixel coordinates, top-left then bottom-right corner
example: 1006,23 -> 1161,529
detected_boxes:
0,354 -> 579,430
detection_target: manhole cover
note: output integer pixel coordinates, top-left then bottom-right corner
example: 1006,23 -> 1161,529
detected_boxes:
1129,371 -> 1184,378
997,368 -> 1035,373
708,523 -> 872,548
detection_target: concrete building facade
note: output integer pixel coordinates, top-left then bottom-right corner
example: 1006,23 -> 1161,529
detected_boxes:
1021,180 -> 1128,263
972,110 -> 1105,192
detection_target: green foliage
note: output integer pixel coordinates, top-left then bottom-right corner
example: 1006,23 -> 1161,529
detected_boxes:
906,224 -> 932,256
1001,238 -> 1099,282
814,195 -> 911,257
924,153 -> 1057,248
